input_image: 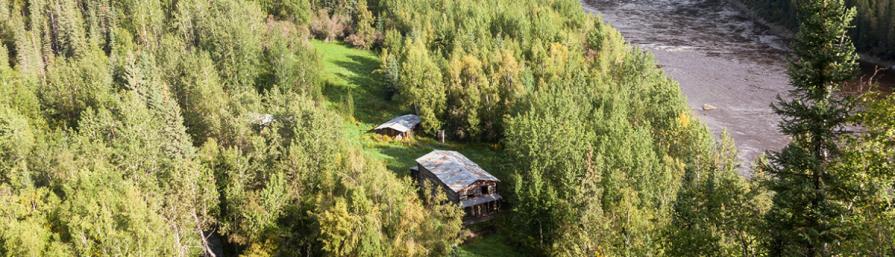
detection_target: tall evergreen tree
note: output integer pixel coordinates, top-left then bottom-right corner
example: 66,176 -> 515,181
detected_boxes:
763,0 -> 859,255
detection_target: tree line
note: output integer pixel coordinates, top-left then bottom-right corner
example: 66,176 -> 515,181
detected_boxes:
740,0 -> 895,60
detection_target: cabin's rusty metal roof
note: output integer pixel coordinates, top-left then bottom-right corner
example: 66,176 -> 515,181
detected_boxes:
375,114 -> 420,133
416,150 -> 499,192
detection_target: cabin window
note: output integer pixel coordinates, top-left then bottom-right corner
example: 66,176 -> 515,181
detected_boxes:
482,185 -> 490,195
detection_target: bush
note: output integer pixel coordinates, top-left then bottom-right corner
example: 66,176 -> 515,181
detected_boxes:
310,9 -> 350,41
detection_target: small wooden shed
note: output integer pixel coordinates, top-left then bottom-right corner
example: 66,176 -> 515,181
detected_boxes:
411,150 -> 502,224
248,112 -> 275,130
373,114 -> 421,140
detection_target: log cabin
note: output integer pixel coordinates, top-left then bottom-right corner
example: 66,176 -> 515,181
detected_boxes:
411,150 -> 501,224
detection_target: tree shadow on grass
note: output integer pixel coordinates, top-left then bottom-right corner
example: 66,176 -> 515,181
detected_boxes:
455,233 -> 526,257
323,53 -> 406,128
375,141 -> 435,175
334,55 -> 383,90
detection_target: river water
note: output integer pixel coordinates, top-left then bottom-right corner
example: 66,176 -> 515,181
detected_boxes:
582,0 -> 793,173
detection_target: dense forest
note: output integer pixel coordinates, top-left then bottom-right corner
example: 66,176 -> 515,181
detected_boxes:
0,0 -> 463,255
0,0 -> 893,257
739,0 -> 895,60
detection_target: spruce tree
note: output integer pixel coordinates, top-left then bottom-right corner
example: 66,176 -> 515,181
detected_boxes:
763,0 -> 858,255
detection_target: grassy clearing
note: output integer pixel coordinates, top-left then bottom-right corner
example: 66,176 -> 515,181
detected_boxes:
312,40 -> 510,177
312,40 -> 524,257
453,233 -> 521,257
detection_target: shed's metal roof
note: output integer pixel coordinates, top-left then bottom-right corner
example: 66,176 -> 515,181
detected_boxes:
375,114 -> 420,133
248,112 -> 275,126
416,150 -> 499,192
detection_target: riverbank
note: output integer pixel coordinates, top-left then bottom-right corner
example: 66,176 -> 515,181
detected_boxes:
723,0 -> 794,41
726,0 -> 895,74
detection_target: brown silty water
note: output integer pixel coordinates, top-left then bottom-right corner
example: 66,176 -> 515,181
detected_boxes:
582,0 -> 792,174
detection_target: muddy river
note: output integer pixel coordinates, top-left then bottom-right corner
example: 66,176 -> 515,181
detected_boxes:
582,0 -> 798,173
